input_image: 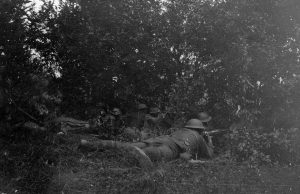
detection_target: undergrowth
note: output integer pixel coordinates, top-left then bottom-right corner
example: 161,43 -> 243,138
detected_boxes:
1,127 -> 300,194
0,127 -> 56,193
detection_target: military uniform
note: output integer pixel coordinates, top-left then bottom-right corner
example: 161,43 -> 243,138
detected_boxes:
80,119 -> 214,168
136,103 -> 148,129
143,107 -> 164,134
144,114 -> 163,131
111,108 -> 125,135
170,128 -> 213,159
133,119 -> 213,162
136,128 -> 213,162
140,135 -> 180,161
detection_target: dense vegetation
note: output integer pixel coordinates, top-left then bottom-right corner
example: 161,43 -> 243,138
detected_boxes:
1,0 -> 300,193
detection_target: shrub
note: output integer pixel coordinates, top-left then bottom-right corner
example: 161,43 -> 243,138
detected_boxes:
227,127 -> 300,166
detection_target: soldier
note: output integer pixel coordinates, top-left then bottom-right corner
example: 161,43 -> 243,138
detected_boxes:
198,111 -> 229,150
121,104 -> 151,141
111,107 -> 125,135
198,112 -> 213,130
90,103 -> 107,130
136,103 -> 148,130
80,119 -> 214,168
139,118 -> 214,161
56,116 -> 90,134
144,107 -> 163,134
149,107 -> 160,117
88,103 -> 114,138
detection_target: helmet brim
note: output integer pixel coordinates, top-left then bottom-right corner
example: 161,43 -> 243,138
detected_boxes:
184,125 -> 205,129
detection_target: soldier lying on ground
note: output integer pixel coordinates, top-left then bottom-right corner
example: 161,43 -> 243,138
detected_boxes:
111,108 -> 125,135
198,112 -> 212,130
79,119 -> 214,169
56,105 -> 124,136
135,103 -> 148,129
55,115 -> 152,141
55,116 -> 90,134
197,112 -> 230,150
144,107 -> 164,133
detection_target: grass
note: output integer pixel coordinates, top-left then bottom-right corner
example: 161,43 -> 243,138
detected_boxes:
47,134 -> 300,194
1,133 -> 300,194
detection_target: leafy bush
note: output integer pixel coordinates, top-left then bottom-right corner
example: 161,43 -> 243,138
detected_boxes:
0,127 -> 56,193
227,127 -> 300,166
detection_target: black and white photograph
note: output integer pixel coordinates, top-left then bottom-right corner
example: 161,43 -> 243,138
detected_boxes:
0,0 -> 300,193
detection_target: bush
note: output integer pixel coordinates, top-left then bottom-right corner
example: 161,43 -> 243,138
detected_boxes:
227,127 -> 300,166
0,126 -> 57,193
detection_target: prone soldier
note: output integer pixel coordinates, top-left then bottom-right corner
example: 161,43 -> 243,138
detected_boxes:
80,119 -> 214,168
197,111 -> 229,149
144,107 -> 163,134
111,107 -> 125,135
136,103 -> 148,130
198,111 -> 213,130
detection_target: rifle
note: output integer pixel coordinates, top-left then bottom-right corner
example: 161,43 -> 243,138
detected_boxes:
204,129 -> 230,136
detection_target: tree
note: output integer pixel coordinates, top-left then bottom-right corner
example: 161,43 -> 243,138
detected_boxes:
0,0 -> 62,125
165,0 -> 300,129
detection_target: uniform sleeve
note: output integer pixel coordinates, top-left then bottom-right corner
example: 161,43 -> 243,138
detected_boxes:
186,132 -> 213,159
170,129 -> 214,159
194,135 -> 214,159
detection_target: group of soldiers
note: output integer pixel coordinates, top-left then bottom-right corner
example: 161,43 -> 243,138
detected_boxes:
86,103 -> 166,140
78,103 -> 216,168
89,103 -> 125,138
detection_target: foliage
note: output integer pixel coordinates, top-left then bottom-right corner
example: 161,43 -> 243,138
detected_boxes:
227,126 -> 300,166
1,0 -> 300,192
47,133 -> 300,194
16,0 -> 299,128
0,126 -> 56,193
0,0 -> 62,124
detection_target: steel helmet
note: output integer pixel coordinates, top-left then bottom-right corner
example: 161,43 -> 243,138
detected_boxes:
112,108 -> 122,116
138,103 -> 147,110
198,112 -> 212,122
184,119 -> 205,129
150,107 -> 160,114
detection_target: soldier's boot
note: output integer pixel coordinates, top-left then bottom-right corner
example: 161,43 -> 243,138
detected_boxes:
131,146 -> 154,170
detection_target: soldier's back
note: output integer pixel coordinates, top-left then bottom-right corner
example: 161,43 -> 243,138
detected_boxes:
170,128 -> 213,158
170,128 -> 201,150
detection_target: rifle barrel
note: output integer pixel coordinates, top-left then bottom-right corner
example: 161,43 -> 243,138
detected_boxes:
206,129 -> 229,135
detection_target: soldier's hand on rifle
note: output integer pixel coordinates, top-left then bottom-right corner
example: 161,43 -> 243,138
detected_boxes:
208,135 -> 214,147
203,132 -> 214,148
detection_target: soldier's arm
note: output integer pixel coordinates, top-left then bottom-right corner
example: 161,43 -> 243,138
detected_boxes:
202,132 -> 214,148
